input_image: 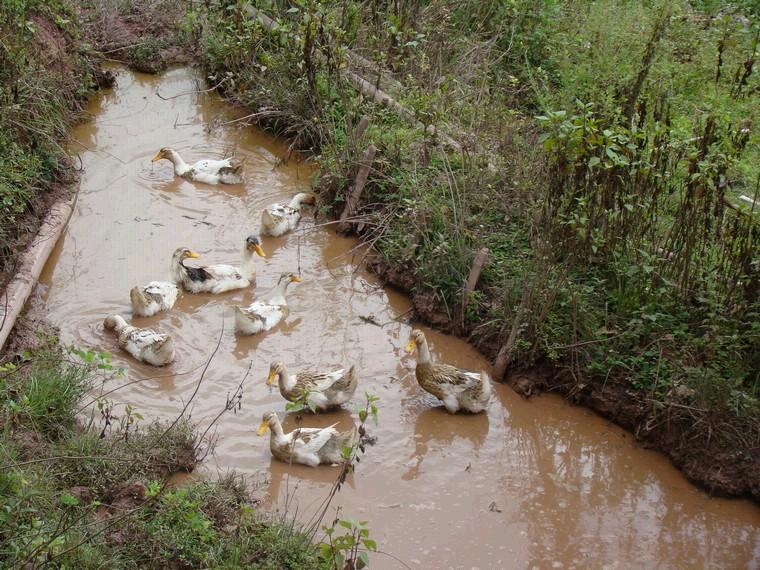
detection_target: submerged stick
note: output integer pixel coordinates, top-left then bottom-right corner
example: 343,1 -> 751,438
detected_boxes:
338,144 -> 377,234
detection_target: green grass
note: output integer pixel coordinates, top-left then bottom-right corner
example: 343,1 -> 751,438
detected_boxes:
0,342 -> 326,568
0,0 -> 100,274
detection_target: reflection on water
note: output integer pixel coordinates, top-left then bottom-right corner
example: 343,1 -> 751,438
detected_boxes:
30,66 -> 760,568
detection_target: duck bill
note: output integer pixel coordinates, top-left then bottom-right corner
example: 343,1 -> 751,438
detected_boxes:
151,151 -> 162,162
404,340 -> 417,353
266,370 -> 276,386
291,275 -> 302,283
256,421 -> 270,436
186,250 -> 201,259
255,244 -> 266,257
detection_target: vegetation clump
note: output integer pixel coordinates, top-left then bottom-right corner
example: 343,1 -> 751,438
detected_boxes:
0,337 -> 325,568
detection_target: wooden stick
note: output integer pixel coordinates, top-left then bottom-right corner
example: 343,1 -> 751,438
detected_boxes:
350,115 -> 370,153
493,286 -> 532,381
338,144 -> 377,234
456,247 -> 489,334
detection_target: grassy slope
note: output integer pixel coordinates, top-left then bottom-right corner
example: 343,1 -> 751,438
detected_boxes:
0,341 -> 323,568
186,0 -> 759,498
0,0 -> 105,279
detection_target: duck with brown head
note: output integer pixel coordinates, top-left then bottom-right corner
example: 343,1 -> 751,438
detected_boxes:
266,360 -> 358,411
405,328 -> 492,413
130,280 -> 179,317
261,192 -> 317,237
103,314 -> 175,366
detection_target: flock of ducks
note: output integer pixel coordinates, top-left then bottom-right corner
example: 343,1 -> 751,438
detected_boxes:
102,148 -> 492,467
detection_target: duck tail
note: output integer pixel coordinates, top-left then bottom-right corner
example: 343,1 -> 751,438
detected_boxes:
346,364 -> 359,394
156,335 -> 176,362
480,371 -> 493,403
233,305 -> 256,335
130,286 -> 149,313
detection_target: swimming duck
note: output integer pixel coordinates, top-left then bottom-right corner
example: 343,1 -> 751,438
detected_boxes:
130,281 -> 179,317
261,192 -> 317,237
256,411 -> 357,467
103,315 -> 175,366
233,272 -> 301,335
171,236 -> 265,294
404,329 -> 492,413
266,361 -> 358,411
151,147 -> 244,184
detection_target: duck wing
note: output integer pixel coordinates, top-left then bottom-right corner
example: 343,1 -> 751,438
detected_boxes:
204,264 -> 243,281
124,327 -> 167,350
218,157 -> 243,174
430,364 -> 483,393
144,281 -> 178,301
190,158 -> 234,174
240,302 -> 284,329
308,368 -> 349,392
297,424 -> 339,454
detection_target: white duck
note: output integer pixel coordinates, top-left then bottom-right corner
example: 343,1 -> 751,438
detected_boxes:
261,192 -> 317,237
103,315 -> 175,366
152,147 -> 244,185
257,411 -> 357,467
171,236 -> 265,294
233,272 -> 301,335
130,281 -> 179,317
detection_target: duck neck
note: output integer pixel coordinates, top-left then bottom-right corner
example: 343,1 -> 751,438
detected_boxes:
417,338 -> 432,365
267,279 -> 290,305
240,248 -> 257,280
114,316 -> 128,333
288,193 -> 313,210
278,367 -> 297,393
270,418 -> 286,443
171,258 -> 188,283
166,150 -> 190,176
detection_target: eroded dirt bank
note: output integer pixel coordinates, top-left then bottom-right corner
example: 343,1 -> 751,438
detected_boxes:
27,66 -> 760,568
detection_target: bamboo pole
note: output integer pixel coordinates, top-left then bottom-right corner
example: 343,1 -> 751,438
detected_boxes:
0,197 -> 75,350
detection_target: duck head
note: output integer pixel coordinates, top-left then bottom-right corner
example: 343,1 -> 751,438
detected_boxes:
266,361 -> 285,385
405,329 -> 426,353
171,247 -> 201,266
257,411 -> 279,435
245,235 -> 266,257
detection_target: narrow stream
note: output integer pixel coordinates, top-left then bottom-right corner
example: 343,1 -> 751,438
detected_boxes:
30,67 -> 760,568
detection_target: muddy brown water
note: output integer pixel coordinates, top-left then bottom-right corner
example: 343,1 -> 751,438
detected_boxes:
29,67 -> 760,568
